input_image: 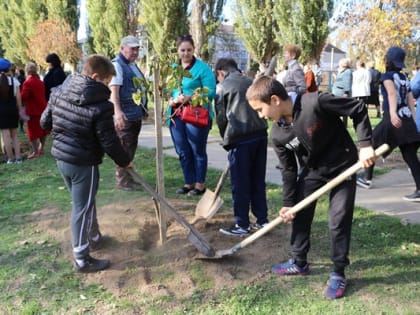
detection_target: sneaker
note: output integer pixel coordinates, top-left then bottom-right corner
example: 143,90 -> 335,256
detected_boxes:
219,224 -> 250,236
74,255 -> 110,273
324,272 -> 347,299
271,258 -> 310,275
356,175 -> 372,189
251,222 -> 269,230
15,159 -> 23,164
176,186 -> 193,194
6,159 -> 15,164
402,190 -> 420,202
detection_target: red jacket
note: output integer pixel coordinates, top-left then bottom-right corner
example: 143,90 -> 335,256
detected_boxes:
21,75 -> 47,116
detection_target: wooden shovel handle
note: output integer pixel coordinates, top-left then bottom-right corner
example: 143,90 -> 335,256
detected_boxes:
229,144 -> 390,253
213,165 -> 229,196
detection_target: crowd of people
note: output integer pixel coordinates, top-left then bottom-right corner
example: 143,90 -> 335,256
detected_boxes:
1,39 -> 419,301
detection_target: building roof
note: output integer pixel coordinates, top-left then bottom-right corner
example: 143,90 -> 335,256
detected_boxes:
323,43 -> 346,54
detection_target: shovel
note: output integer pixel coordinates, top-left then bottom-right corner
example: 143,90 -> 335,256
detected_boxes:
192,165 -> 229,224
127,169 -> 215,257
197,144 -> 390,259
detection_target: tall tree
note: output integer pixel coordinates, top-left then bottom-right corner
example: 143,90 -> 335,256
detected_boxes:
0,0 -> 78,65
87,0 -> 140,57
190,0 -> 226,61
333,0 -> 418,67
233,0 -> 279,72
138,0 -> 189,58
0,0 -> 46,64
274,0 -> 333,64
45,0 -> 78,32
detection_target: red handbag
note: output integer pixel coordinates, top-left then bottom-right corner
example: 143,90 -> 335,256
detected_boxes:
180,104 -> 209,127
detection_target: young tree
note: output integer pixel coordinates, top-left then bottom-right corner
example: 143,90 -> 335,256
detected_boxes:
190,0 -> 226,61
274,0 -> 333,64
233,0 -> 279,73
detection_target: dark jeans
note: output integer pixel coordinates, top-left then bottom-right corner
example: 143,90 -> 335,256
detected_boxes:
169,115 -> 210,184
115,119 -> 142,185
57,160 -> 99,260
228,137 -> 268,228
291,173 -> 356,273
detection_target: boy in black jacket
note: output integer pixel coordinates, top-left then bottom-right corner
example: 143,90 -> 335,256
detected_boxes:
214,58 -> 269,235
246,76 -> 376,299
41,55 -> 130,273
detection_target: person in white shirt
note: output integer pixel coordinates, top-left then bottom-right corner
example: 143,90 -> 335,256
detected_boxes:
352,60 -> 371,103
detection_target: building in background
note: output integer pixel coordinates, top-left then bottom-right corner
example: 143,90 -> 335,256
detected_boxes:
210,24 -> 249,71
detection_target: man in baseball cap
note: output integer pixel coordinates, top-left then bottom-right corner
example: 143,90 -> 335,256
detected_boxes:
109,35 -> 147,191
120,35 -> 140,48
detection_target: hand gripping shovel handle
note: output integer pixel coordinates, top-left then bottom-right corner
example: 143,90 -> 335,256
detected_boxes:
127,169 -> 215,257
212,144 -> 390,258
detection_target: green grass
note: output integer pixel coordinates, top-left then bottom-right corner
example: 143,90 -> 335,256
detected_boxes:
1,116 -> 419,314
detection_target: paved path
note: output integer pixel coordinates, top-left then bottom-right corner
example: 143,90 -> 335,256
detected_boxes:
138,123 -> 420,225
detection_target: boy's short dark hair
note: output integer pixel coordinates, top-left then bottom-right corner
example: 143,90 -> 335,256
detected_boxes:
246,75 -> 289,103
215,58 -> 239,72
82,54 -> 116,80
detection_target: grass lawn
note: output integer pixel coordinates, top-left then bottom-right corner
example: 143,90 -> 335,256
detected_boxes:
0,109 -> 419,314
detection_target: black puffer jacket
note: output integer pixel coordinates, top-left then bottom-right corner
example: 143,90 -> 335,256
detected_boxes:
215,71 -> 267,150
41,73 -> 130,167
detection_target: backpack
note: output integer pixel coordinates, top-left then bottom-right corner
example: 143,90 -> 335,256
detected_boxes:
392,72 -> 409,108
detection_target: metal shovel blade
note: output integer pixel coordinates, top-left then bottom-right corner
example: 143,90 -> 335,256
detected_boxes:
192,191 -> 224,224
192,166 -> 229,224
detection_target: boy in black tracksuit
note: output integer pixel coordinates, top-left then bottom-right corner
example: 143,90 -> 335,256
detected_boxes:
246,76 -> 376,299
214,58 -> 269,235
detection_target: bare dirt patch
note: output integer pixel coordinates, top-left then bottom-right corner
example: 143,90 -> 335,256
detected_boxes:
31,199 -> 290,302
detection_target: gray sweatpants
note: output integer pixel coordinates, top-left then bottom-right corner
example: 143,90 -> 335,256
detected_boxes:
57,160 -> 99,260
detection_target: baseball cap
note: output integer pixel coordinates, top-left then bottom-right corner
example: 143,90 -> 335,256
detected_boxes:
385,46 -> 406,69
0,57 -> 11,72
121,35 -> 140,48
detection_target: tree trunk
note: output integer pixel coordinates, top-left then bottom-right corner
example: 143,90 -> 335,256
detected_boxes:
190,0 -> 204,58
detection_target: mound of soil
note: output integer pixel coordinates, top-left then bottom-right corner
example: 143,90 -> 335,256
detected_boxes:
32,199 -> 290,301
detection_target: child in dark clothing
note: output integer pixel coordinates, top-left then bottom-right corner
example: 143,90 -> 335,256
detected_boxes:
246,76 -> 376,299
41,55 -> 131,273
214,58 -> 269,235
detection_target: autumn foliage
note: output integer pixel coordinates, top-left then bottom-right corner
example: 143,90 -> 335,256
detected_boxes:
26,19 -> 82,69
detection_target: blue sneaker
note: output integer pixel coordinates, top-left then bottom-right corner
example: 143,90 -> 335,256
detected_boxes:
324,272 -> 347,299
271,258 -> 309,275
219,224 -> 250,236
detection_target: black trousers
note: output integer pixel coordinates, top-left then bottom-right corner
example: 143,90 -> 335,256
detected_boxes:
291,173 -> 356,273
